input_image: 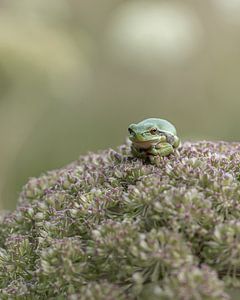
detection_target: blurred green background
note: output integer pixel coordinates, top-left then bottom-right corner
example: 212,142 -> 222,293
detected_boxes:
0,0 -> 239,209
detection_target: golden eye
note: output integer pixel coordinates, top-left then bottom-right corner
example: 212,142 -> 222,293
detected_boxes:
150,128 -> 158,135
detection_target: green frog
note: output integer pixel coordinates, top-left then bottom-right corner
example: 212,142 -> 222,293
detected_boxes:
128,118 -> 180,158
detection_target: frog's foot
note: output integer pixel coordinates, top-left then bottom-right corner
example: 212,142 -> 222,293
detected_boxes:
131,144 -> 147,158
173,136 -> 181,148
154,142 -> 174,157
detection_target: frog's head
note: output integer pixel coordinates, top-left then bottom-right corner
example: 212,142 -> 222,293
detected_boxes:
128,122 -> 162,145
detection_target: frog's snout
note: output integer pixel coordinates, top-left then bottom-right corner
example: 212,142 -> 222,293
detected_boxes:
128,131 -> 144,142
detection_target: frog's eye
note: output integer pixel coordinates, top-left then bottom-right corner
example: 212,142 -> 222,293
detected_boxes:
150,128 -> 158,135
128,127 -> 134,135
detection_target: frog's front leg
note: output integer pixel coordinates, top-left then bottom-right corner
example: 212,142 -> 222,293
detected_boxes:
151,142 -> 174,157
147,147 -> 159,156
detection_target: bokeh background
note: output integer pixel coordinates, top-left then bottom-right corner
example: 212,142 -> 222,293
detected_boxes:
0,0 -> 239,209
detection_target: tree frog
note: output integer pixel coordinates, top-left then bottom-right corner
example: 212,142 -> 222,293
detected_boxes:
128,118 -> 180,158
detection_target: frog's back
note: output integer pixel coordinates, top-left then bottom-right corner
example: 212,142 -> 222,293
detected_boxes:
138,118 -> 177,135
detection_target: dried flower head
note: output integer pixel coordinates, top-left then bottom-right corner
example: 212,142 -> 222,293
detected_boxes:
0,141 -> 239,299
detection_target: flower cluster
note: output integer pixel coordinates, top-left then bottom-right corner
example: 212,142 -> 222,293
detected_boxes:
0,141 -> 239,299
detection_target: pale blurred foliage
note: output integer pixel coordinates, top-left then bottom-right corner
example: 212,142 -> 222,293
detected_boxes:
213,0 -> 240,24
107,2 -> 203,65
0,0 -> 239,209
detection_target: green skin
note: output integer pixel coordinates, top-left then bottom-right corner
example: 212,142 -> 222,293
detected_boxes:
128,118 -> 180,158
